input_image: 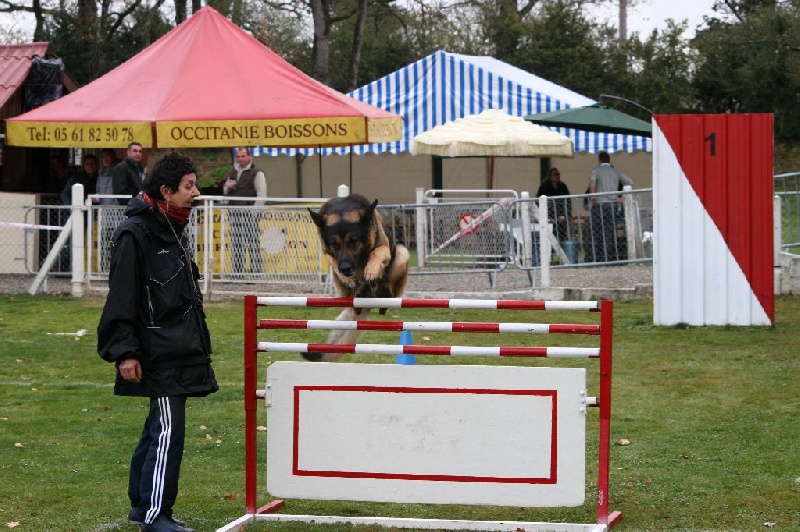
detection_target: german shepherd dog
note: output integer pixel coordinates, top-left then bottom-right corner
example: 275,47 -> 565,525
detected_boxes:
304,194 -> 410,361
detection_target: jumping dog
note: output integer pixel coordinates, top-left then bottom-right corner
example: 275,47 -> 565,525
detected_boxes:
305,194 -> 410,361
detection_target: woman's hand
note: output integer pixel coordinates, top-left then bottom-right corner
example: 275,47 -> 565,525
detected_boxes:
119,358 -> 142,383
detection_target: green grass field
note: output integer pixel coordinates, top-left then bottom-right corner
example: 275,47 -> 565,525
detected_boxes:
1,295 -> 799,531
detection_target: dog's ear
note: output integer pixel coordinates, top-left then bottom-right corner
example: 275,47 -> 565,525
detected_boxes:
363,199 -> 379,222
308,207 -> 325,228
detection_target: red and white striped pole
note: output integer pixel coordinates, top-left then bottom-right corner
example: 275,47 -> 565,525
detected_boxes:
395,330 -> 415,365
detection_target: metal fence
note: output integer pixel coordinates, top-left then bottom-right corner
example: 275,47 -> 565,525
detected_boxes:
24,203 -> 72,275
411,187 -> 653,272
3,175 -> 795,295
3,189 -> 659,294
85,202 -> 127,276
83,196 -> 330,294
775,172 -> 800,253
419,200 -> 515,268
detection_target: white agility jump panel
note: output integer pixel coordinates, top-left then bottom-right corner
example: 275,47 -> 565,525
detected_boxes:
266,361 -> 587,507
217,296 -> 620,532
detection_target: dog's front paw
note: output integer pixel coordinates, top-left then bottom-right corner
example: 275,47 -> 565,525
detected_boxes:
363,263 -> 384,283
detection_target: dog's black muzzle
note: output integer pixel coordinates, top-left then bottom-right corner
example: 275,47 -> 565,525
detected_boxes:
337,257 -> 356,277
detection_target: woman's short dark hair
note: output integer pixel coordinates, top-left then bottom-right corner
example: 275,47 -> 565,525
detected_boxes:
144,152 -> 196,200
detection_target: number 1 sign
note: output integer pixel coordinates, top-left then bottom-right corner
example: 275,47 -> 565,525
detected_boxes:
653,113 -> 774,326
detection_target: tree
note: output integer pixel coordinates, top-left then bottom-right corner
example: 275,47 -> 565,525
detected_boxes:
512,1 -> 622,98
42,1 -> 172,85
693,0 -> 800,139
508,1 -> 699,118
460,0 -> 541,60
347,0 -> 368,90
626,21 -> 697,114
176,0 -> 187,23
256,0 -> 368,87
0,0 -> 50,40
327,0 -> 430,91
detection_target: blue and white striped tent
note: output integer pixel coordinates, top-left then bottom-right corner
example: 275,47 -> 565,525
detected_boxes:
254,50 -> 651,157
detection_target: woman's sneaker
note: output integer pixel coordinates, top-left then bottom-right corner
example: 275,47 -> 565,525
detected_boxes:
139,514 -> 194,532
127,510 -> 187,528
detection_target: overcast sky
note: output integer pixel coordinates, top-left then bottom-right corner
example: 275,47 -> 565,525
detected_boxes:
587,0 -> 720,38
2,0 -> 721,45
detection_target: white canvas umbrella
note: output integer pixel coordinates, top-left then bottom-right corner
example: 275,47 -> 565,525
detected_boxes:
410,109 -> 574,158
410,108 -> 573,188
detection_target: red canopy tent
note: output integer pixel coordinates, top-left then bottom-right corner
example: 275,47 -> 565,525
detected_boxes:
6,6 -> 401,149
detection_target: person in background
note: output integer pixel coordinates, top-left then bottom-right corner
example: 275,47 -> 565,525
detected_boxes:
112,142 -> 145,205
587,151 -> 633,262
535,167 -> 572,241
60,154 -> 98,205
223,147 -> 266,275
96,148 -> 118,205
97,152 -> 217,532
49,155 -> 71,197
50,154 -> 75,270
96,148 -> 120,270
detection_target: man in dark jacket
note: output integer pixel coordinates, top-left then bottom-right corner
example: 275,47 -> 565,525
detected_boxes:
60,154 -> 99,205
112,141 -> 145,204
97,152 -> 217,532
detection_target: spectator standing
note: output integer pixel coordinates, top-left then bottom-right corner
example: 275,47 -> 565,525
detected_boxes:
97,152 -> 217,532
60,154 -> 98,205
535,167 -> 572,241
48,155 -> 71,196
223,147 -> 266,275
50,155 -> 75,270
112,142 -> 145,205
96,148 -> 118,205
587,151 -> 633,262
96,148 -> 120,270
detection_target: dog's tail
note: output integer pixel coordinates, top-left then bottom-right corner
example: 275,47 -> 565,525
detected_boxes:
301,307 -> 371,362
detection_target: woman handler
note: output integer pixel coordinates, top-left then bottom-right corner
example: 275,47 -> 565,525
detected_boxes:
97,151 -> 218,532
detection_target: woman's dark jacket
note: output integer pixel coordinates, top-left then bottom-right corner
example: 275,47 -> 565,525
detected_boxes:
535,179 -> 572,221
97,194 -> 218,398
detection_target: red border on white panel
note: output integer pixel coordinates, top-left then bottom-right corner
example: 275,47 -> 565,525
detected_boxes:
291,385 -> 558,484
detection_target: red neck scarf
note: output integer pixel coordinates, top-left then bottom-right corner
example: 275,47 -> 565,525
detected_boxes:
142,192 -> 192,229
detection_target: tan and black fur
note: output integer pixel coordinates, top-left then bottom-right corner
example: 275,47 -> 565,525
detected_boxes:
305,194 -> 410,361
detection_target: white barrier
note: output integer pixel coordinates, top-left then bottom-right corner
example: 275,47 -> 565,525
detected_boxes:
267,362 -> 587,506
218,296 -> 621,532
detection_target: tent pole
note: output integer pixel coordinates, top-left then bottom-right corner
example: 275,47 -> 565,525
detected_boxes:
349,149 -> 353,192
318,147 -> 323,196
432,156 -> 443,198
540,157 -> 551,184
295,154 -> 304,198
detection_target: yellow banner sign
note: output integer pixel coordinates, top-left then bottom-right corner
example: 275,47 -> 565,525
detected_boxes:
6,121 -> 152,148
157,118 -> 369,148
7,116 -> 402,148
367,117 -> 403,143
